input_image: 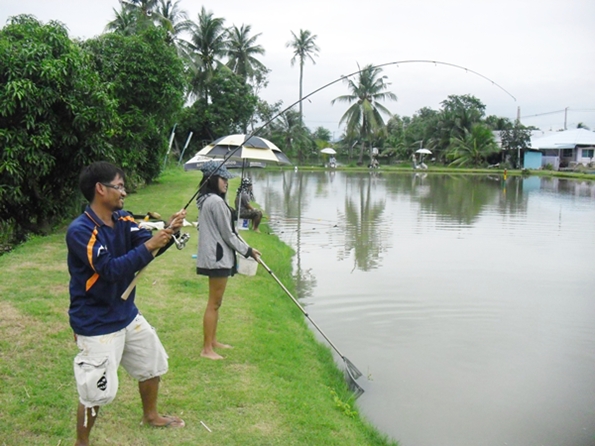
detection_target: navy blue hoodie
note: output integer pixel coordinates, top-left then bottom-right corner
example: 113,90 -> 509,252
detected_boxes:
66,206 -> 154,336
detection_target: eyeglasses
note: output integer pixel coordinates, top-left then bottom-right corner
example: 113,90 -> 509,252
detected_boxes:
101,183 -> 126,193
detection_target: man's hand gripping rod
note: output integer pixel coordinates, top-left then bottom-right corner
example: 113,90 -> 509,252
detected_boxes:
121,221 -> 190,300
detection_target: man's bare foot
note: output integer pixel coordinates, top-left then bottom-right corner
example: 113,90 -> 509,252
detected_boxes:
201,349 -> 224,360
142,414 -> 185,428
254,228 -> 261,233
213,341 -> 233,349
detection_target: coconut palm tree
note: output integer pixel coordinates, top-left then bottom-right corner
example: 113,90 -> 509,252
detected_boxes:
154,0 -> 192,54
120,0 -> 158,16
286,29 -> 320,124
270,109 -> 311,161
186,7 -> 228,102
105,0 -> 164,35
226,24 -> 266,85
332,64 -> 397,165
445,123 -> 499,167
104,6 -> 138,35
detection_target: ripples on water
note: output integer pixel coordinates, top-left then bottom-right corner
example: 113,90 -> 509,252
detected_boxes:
252,171 -> 595,446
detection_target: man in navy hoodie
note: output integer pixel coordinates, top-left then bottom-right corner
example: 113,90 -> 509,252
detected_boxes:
66,161 -> 186,445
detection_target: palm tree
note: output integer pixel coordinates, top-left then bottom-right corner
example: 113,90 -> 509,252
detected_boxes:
186,7 -> 228,102
270,109 -> 311,161
445,123 -> 499,167
104,6 -> 138,35
286,29 -> 320,124
105,0 -> 162,34
226,24 -> 266,84
154,0 -> 192,54
120,0 -> 159,16
331,64 -> 397,165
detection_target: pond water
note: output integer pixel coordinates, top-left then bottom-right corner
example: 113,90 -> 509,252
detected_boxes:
250,170 -> 595,446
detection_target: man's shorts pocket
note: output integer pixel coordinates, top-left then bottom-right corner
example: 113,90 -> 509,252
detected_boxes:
74,356 -> 116,407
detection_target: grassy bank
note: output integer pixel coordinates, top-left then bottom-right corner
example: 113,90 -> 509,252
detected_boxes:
0,168 -> 396,446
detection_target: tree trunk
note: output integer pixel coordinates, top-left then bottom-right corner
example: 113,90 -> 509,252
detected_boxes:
357,141 -> 365,165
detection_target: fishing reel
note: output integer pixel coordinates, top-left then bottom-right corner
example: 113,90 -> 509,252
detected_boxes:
173,232 -> 190,250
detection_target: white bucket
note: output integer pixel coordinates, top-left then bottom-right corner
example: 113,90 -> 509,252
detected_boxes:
237,256 -> 258,276
238,218 -> 250,230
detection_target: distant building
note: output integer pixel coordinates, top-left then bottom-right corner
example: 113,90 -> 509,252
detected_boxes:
529,129 -> 595,170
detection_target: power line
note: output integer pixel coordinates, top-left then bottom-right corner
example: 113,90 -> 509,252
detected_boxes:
521,108 -> 595,119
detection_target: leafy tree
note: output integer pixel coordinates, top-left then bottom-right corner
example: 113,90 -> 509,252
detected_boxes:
445,123 -> 499,167
0,15 -> 119,238
332,64 -> 397,165
434,94 -> 486,159
500,121 -> 532,168
226,24 -> 266,85
312,126 -> 332,150
176,68 -> 258,158
485,115 -> 513,130
286,29 -> 320,124
84,26 -> 186,182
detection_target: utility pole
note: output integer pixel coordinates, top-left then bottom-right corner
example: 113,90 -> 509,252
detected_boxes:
564,107 -> 568,130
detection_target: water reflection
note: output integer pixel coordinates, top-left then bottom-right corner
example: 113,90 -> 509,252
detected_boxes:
252,171 -> 595,446
339,173 -> 391,271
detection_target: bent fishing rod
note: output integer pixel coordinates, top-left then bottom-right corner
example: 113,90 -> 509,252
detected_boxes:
182,58 -> 517,211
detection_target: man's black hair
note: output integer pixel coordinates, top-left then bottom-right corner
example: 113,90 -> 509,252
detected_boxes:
79,161 -> 125,203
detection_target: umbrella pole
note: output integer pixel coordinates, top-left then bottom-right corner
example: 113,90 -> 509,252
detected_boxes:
237,159 -> 247,229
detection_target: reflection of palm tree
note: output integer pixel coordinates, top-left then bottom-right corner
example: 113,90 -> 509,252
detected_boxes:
278,171 -> 317,298
339,174 -> 388,271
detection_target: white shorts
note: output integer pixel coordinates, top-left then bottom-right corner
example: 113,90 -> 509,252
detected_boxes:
73,314 -> 169,408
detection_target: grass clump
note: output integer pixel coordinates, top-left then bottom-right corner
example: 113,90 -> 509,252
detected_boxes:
0,166 -> 397,446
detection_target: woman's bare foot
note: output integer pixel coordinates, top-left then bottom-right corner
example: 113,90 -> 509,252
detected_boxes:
201,349 -> 224,360
213,341 -> 233,349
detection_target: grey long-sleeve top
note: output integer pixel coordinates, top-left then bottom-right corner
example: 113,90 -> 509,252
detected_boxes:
196,193 -> 252,270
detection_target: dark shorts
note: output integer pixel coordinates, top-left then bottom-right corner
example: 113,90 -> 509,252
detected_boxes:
240,209 -> 262,219
197,267 -> 235,277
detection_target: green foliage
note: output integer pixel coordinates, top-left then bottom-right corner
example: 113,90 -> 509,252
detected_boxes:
286,29 -> 320,126
0,15 -> 119,239
446,123 -> 499,167
332,64 -> 397,165
331,389 -> 358,418
268,109 -> 312,161
84,26 -> 186,184
499,121 -> 532,168
176,69 -> 258,155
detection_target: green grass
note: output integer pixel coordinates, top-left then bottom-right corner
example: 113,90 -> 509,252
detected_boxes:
0,167 -> 397,446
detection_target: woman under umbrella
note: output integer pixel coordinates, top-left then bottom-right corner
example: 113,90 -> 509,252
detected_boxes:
196,161 -> 261,360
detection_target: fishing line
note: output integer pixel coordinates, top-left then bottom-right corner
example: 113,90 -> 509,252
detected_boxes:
182,59 -> 516,209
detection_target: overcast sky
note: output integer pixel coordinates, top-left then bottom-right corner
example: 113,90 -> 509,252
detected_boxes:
2,0 -> 594,136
